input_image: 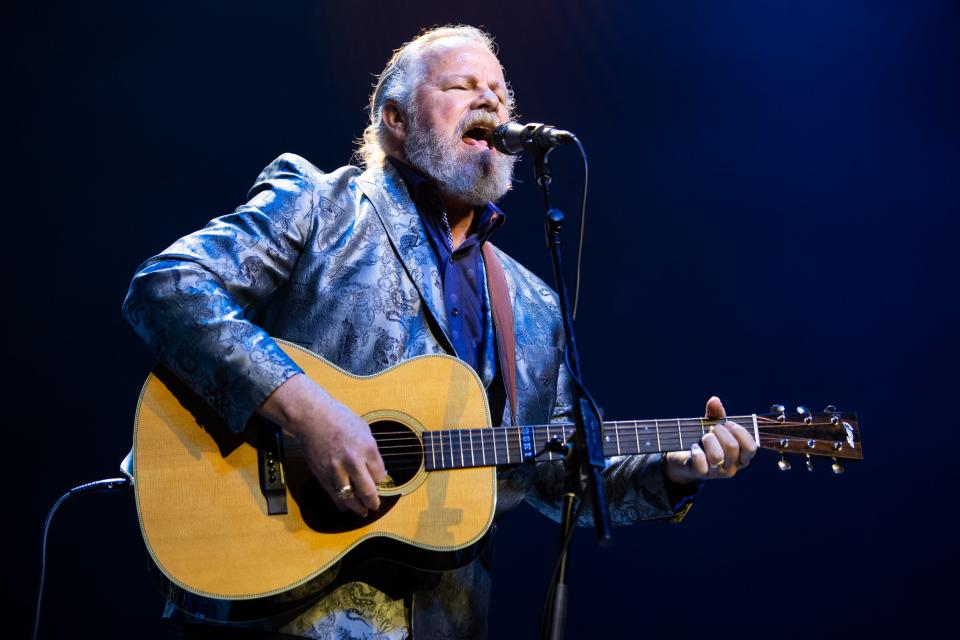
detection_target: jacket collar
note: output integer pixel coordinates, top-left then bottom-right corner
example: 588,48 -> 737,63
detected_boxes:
355,160 -> 455,355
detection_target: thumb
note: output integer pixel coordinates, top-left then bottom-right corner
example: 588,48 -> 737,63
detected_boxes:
705,396 -> 726,419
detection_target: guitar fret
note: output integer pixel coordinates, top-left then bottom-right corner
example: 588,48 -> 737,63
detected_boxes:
614,420 -> 621,455
654,419 -> 661,452
546,424 -> 554,461
459,429 -> 465,468
504,428 -> 510,464
492,429 -> 498,464
480,428 -> 487,465
677,419 -> 683,449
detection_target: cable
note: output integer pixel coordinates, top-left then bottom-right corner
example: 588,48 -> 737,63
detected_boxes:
571,136 -> 588,320
33,477 -> 132,640
539,494 -> 588,639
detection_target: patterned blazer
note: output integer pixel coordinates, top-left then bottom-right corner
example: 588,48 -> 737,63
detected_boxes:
122,154 -> 685,639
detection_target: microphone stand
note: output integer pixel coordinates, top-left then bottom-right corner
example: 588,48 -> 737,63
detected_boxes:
532,144 -> 613,640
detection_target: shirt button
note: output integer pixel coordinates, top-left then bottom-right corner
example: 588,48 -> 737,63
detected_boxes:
451,308 -> 460,317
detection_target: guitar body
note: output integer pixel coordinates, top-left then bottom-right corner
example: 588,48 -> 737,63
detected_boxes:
133,341 -> 496,601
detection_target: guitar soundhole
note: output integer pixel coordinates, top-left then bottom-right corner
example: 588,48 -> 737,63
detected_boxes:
290,420 -> 421,534
370,419 -> 424,488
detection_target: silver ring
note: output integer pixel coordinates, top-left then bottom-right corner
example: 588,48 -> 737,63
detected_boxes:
336,484 -> 355,500
710,460 -> 725,472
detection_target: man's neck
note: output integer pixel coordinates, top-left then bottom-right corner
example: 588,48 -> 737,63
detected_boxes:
442,198 -> 476,250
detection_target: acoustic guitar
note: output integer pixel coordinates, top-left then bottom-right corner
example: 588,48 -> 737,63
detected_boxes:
132,339 -> 862,605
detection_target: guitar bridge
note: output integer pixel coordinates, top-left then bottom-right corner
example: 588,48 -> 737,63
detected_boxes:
258,427 -> 288,515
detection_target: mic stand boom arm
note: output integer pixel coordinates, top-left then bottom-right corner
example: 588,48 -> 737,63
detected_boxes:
532,144 -> 613,640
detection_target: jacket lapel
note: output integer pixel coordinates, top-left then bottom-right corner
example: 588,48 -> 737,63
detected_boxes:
355,163 -> 454,354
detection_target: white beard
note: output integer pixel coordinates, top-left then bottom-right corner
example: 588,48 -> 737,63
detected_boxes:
404,110 -> 516,206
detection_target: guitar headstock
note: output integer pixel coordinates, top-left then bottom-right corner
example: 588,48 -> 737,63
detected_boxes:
756,405 -> 862,473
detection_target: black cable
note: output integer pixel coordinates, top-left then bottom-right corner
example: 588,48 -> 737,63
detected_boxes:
539,494 -> 588,640
571,136 -> 588,320
33,477 -> 132,640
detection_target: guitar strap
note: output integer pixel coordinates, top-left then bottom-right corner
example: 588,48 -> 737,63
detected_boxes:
481,243 -> 519,426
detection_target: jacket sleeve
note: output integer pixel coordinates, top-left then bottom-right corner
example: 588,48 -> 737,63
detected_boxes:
121,153 -> 323,432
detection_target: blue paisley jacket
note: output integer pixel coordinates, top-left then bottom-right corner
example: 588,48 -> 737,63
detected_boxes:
122,154 -> 687,639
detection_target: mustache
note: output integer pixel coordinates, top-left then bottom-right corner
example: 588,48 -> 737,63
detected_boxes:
458,111 -> 501,137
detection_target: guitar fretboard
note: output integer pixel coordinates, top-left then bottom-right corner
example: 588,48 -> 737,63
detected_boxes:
421,415 -> 760,471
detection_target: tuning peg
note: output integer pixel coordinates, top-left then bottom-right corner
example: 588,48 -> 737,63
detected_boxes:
797,405 -> 813,425
805,454 -> 814,472
777,455 -> 791,471
770,404 -> 786,422
831,458 -> 845,474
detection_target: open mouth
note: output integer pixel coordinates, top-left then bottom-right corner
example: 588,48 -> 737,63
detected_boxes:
461,125 -> 494,149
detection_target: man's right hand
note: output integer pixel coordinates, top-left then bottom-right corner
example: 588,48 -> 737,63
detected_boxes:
258,373 -> 386,517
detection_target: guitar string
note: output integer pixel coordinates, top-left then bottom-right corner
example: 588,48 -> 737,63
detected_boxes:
303,417 -> 844,440
282,422 -> 850,454
282,428 -> 855,466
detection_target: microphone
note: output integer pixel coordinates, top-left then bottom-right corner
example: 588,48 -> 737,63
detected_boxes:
491,122 -> 576,155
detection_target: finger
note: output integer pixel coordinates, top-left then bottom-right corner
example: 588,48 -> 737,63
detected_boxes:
700,432 -> 726,470
344,456 -> 381,512
710,424 -> 740,470
367,451 -> 387,485
327,465 -> 369,517
318,474 -> 350,513
728,422 -> 758,466
690,442 -> 710,478
705,396 -> 726,419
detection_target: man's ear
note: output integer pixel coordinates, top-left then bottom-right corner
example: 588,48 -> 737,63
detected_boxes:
382,101 -> 407,142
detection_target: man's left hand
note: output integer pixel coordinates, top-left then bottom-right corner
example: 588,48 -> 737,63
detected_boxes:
663,396 -> 757,484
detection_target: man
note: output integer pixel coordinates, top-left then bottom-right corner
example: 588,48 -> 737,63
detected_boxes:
123,25 -> 756,639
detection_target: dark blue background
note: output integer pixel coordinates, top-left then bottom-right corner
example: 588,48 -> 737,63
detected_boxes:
11,1 -> 958,638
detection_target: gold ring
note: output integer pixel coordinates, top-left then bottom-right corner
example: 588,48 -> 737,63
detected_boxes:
710,460 -> 725,471
336,484 -> 355,500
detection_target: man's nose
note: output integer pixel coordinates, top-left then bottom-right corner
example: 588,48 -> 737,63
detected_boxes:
472,87 -> 499,112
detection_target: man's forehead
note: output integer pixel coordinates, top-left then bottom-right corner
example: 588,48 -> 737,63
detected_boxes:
419,39 -> 505,82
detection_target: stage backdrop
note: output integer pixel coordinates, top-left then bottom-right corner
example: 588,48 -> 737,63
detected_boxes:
10,1 -> 958,638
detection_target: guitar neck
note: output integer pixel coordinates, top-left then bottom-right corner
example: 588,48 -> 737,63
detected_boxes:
422,415 -> 759,471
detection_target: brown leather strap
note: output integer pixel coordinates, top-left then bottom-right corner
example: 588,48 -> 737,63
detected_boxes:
482,243 -> 518,425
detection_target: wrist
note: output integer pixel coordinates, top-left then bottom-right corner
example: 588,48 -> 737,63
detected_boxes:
259,373 -> 313,435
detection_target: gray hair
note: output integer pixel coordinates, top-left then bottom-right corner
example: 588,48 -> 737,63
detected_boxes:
355,25 -> 515,167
